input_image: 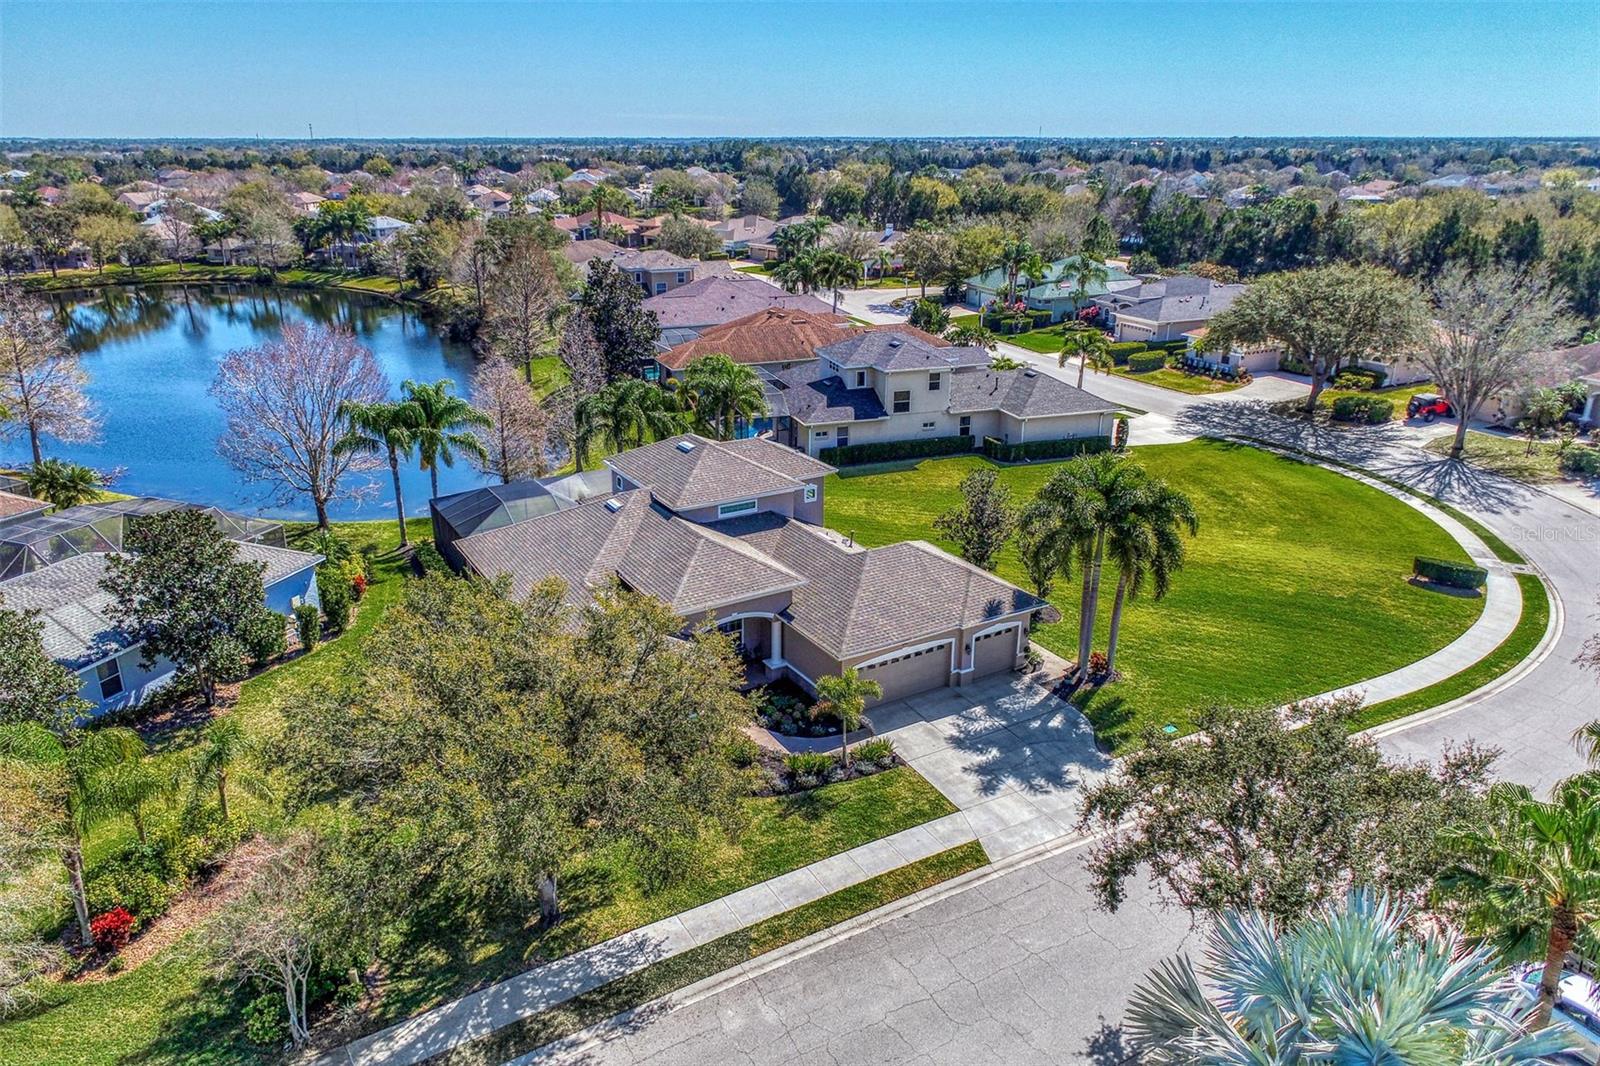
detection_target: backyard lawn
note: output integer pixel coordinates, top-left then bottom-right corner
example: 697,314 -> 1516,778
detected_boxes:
824,440 -> 1485,749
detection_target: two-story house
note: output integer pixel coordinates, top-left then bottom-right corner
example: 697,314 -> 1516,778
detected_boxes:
770,332 -> 1121,457
434,435 -> 1043,705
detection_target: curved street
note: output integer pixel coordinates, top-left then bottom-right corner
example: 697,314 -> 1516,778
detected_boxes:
535,288 -> 1600,1066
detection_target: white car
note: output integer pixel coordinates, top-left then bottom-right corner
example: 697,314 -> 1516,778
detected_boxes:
1514,964 -> 1600,1061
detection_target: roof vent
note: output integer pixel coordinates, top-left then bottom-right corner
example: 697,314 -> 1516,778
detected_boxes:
887,338 -> 902,347
1024,369 -> 1037,377
604,498 -> 624,513
675,440 -> 696,453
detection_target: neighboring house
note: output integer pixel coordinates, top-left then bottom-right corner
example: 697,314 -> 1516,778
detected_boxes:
117,189 -> 163,214
772,331 -> 1121,457
442,434 -> 1043,705
964,256 -> 1140,320
654,308 -> 870,379
316,214 -> 413,269
0,490 -> 48,522
36,186 -> 64,206
1483,341 -> 1600,428
559,238 -> 629,269
615,248 -> 697,295
289,191 -> 326,215
205,237 -> 256,265
562,168 -> 613,190
526,187 -> 561,208
1180,327 -> 1283,375
0,498 -> 322,716
1091,275 -> 1247,342
709,214 -> 780,257
1577,373 -> 1600,428
643,275 -> 836,350
552,210 -> 656,246
1339,179 -> 1401,203
325,181 -> 353,201
2,169 -> 29,183
467,185 -> 513,218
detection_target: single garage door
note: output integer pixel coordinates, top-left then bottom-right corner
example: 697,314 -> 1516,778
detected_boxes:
971,626 -> 1021,679
859,642 -> 952,703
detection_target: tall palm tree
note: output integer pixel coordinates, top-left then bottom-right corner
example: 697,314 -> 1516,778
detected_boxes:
772,250 -> 823,297
814,669 -> 882,768
996,237 -> 1033,303
1438,775 -> 1600,1028
872,248 -> 896,285
814,249 -> 861,313
0,723 -> 147,944
573,379 -> 683,469
23,458 -> 104,510
1068,256 -> 1111,314
773,218 -> 825,262
582,184 -> 631,240
1058,323 -> 1113,389
1102,478 -> 1197,675
337,398 -> 424,547
1018,250 -> 1049,297
679,355 -> 768,440
1127,890 -> 1571,1064
401,379 -> 492,499
185,715 -> 272,822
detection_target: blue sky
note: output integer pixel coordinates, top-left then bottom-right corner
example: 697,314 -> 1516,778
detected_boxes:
3,1 -> 1597,138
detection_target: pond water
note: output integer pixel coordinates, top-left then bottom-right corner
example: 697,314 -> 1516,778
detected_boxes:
14,284 -> 496,521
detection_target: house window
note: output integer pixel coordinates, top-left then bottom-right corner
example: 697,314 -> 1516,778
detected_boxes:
614,474 -> 625,492
855,371 -> 866,388
836,426 -> 850,448
921,421 -> 936,431
717,499 -> 759,518
803,484 -> 818,503
892,390 -> 911,413
654,282 -> 667,294
676,272 -> 686,284
959,415 -> 972,437
814,429 -> 829,438
95,659 -> 124,700
929,372 -> 942,391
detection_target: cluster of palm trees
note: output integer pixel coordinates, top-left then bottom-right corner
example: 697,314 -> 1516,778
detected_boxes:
291,198 -> 375,257
0,714 -> 267,946
336,378 -> 489,547
20,457 -> 106,510
1018,453 -> 1197,682
572,355 -> 769,469
772,247 -> 861,314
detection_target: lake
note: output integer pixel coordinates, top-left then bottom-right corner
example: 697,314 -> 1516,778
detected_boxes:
14,284 -> 496,521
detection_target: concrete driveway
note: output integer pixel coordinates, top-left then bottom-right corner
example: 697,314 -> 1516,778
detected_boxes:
868,669 -> 1113,859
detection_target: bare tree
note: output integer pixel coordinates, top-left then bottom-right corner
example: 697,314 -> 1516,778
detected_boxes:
484,235 -> 560,383
0,282 -> 100,465
211,323 -> 387,529
557,312 -> 607,396
1419,266 -> 1579,460
470,357 -> 549,483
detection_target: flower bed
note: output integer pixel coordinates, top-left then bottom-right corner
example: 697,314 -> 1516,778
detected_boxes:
753,680 -> 833,737
750,738 -> 904,797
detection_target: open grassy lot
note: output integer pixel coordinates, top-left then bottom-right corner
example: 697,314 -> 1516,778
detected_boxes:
1423,429 -> 1572,484
824,440 -> 1484,748
8,517 -> 960,1065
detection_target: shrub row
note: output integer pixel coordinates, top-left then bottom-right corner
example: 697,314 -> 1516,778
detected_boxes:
1414,555 -> 1488,590
1333,366 -> 1388,390
819,434 -> 975,466
1559,446 -> 1600,477
1126,350 -> 1169,373
1331,395 -> 1395,424
982,435 -> 1111,463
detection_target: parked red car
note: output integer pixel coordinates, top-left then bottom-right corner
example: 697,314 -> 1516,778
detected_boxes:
1407,393 -> 1456,421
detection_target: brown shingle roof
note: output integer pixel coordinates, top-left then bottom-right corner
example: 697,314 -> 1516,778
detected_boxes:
642,276 -> 835,330
0,490 -> 48,520
605,434 -> 831,511
658,310 -> 952,372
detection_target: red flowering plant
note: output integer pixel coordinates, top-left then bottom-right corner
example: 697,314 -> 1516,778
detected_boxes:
90,906 -> 136,952
350,573 -> 368,600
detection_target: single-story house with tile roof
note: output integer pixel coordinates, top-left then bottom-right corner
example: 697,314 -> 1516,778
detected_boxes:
653,309 -> 949,379
964,256 -> 1140,321
1180,327 -> 1283,375
553,210 -> 658,246
708,214 -> 780,256
0,499 -> 322,716
771,332 -> 1120,457
1091,276 -> 1247,342
643,276 -> 836,351
447,434 -> 1043,704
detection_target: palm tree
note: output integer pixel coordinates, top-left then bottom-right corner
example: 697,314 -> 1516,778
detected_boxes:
573,379 -> 683,468
1058,323 -> 1112,389
0,723 -> 147,944
814,669 -> 882,768
93,757 -> 169,844
1018,250 -> 1049,297
1438,775 -> 1600,1029
185,715 -> 272,822
337,398 -> 424,547
1127,890 -> 1571,1064
401,379 -> 491,499
1067,256 -> 1111,315
814,249 -> 861,313
1102,478 -> 1197,675
771,250 -> 823,296
679,355 -> 768,440
582,184 -> 631,240
773,218 -> 825,262
23,458 -> 105,510
945,324 -> 999,351
872,248 -> 896,286
996,237 -> 1033,303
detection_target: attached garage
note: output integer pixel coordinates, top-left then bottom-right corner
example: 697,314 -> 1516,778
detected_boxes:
858,641 -> 953,703
970,625 -> 1022,679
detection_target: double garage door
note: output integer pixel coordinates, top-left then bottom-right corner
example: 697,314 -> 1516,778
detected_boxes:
858,626 -> 1021,704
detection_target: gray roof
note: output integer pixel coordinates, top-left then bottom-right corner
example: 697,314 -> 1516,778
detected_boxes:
1094,276 -> 1246,323
606,434 -> 833,512
0,542 -> 319,670
615,249 -> 695,271
454,490 -> 805,615
710,512 -> 1043,659
948,369 -> 1120,419
816,332 -> 989,373
768,368 -> 888,425
642,276 -> 833,330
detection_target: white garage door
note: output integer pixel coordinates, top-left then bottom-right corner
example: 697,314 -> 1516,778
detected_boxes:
971,626 -> 1021,679
859,642 -> 952,703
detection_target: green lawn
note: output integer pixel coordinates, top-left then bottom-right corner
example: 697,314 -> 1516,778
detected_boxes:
1110,365 -> 1242,395
1423,429 -> 1567,484
825,441 -> 1485,748
10,519 -> 960,1065
526,354 -> 571,402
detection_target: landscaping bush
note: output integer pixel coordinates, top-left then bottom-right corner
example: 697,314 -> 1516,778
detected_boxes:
728,734 -> 761,769
294,602 -> 321,652
854,738 -> 896,768
1028,310 -> 1053,330
243,992 -> 288,1046
983,435 -> 1112,463
90,907 -> 136,952
317,566 -> 352,631
1413,556 -> 1488,590
86,867 -> 172,920
819,434 -> 975,466
1333,369 -> 1380,390
908,298 -> 949,333
1280,354 -> 1312,376
412,541 -> 448,575
784,751 -> 835,788
1108,341 -> 1147,366
1559,445 -> 1600,477
1331,395 -> 1395,425
1126,350 -> 1168,373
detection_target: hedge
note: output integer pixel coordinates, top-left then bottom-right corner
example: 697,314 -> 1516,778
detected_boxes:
1127,350 -> 1168,372
1108,341 -> 1146,365
1414,556 -> 1488,590
1331,395 -> 1395,424
819,434 -> 976,466
982,435 -> 1112,462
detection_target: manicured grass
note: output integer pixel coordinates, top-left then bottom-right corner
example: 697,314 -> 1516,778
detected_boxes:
825,441 -> 1484,748
1110,365 -> 1242,395
1002,326 -> 1071,354
1318,381 -> 1437,408
1349,572 -> 1550,732
949,312 -> 981,329
1424,429 -> 1569,484
526,354 -> 571,402
417,842 -> 989,1066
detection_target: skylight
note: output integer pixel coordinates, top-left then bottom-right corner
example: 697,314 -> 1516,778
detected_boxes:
604,498 -> 624,513
676,440 -> 696,452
